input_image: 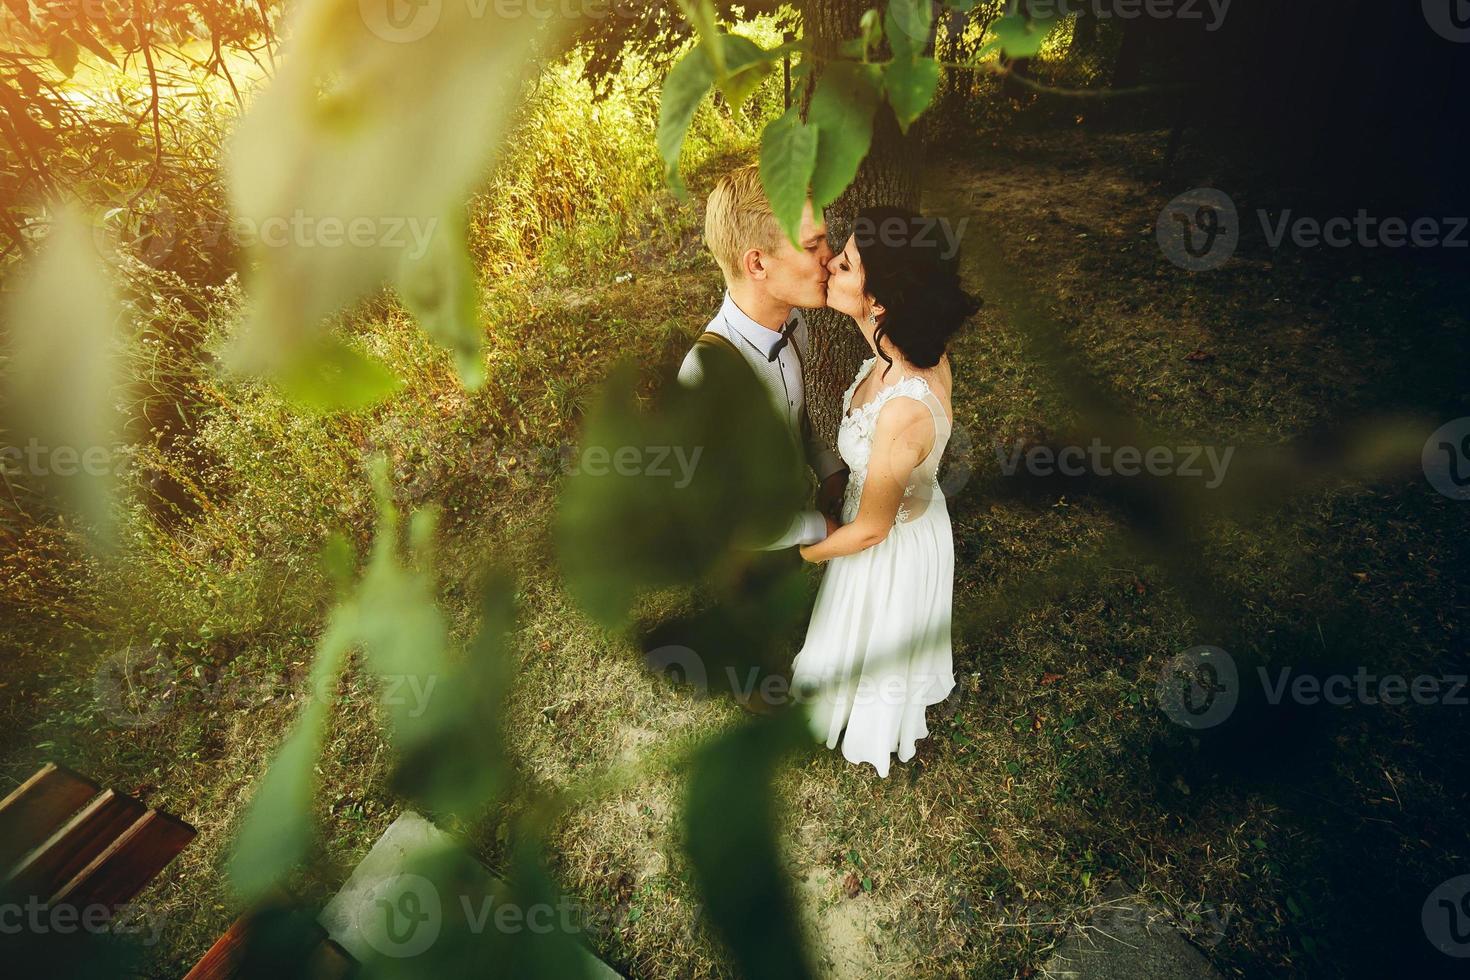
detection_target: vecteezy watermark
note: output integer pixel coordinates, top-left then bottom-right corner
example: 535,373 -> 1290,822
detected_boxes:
355,871 -> 637,959
645,644 -> 952,709
1156,645 -> 1239,729
849,215 -> 970,261
995,438 -> 1235,488
1157,646 -> 1469,729
90,205 -> 441,266
1422,417 -> 1470,501
358,0 -> 684,44
985,893 -> 1230,949
1156,188 -> 1240,271
503,441 -> 704,488
1,440 -> 130,479
1424,875 -> 1470,958
1020,0 -> 1233,32
1423,0 -> 1470,43
1157,188 -> 1468,270
92,644 -> 441,730
0,896 -> 168,946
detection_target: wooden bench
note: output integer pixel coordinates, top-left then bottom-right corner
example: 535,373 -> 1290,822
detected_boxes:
0,762 -> 196,917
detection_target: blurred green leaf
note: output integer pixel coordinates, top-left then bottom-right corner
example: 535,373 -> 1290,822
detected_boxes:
657,43 -> 717,196
274,336 -> 402,414
2,204 -> 122,547
717,33 -> 776,113
388,574 -> 517,819
760,106 -> 819,246
47,34 -> 77,77
882,56 -> 941,133
228,607 -> 356,903
884,0 -> 933,60
68,28 -> 118,67
226,0 -> 561,384
556,351 -> 805,627
684,713 -> 813,980
986,14 -> 1057,59
396,209 -> 485,389
808,62 -> 882,212
677,0 -> 726,77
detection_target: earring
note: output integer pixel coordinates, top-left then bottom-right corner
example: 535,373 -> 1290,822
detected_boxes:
867,312 -> 877,326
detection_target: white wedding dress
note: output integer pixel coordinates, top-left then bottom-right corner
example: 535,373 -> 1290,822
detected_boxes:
791,357 -> 956,777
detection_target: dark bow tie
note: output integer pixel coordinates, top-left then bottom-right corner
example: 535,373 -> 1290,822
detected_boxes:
767,316 -> 799,362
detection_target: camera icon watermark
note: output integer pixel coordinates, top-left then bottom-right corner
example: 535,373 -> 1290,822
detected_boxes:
1155,645 -> 1238,729
1423,875 -> 1470,957
1422,417 -> 1470,501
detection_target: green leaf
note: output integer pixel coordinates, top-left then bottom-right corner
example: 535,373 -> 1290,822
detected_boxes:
885,0 -> 933,60
882,56 -> 941,133
68,28 -> 118,67
859,8 -> 884,58
807,62 -> 882,212
684,714 -> 814,980
225,0 -> 558,380
657,43 -> 717,196
3,204 -> 122,548
759,107 -> 818,246
228,609 -> 356,903
396,210 -> 484,388
274,337 -> 402,414
47,34 -> 77,77
988,14 -> 1058,59
556,353 -> 804,626
717,33 -> 775,113
386,575 -> 517,819
678,0 -> 725,77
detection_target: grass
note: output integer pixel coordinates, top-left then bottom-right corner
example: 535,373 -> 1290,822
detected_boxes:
3,62 -> 1469,980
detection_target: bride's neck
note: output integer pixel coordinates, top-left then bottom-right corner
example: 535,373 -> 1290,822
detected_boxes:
855,317 -> 906,374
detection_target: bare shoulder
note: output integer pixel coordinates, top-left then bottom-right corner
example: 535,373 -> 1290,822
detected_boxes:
873,393 -> 935,440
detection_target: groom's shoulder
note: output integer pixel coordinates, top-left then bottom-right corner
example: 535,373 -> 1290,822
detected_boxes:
677,317 -> 745,387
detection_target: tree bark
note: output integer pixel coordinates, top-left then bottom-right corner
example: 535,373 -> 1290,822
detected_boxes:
798,0 -> 925,447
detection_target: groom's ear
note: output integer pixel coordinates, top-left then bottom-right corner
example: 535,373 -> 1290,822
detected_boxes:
741,247 -> 768,281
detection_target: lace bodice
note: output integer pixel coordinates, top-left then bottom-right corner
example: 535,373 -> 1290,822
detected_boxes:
836,357 -> 952,526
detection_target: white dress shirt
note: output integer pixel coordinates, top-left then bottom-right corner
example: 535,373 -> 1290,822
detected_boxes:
678,291 -> 846,549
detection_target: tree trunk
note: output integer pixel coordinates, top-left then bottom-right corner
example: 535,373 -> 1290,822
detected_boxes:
1069,8 -> 1097,56
798,0 -> 925,447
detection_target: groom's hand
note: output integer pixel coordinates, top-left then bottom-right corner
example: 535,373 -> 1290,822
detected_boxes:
816,470 -> 848,519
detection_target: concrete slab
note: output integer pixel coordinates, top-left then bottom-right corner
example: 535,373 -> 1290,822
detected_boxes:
1040,883 -> 1224,980
319,810 -> 620,978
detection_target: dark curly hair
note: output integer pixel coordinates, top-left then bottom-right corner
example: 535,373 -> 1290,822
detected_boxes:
850,206 -> 981,376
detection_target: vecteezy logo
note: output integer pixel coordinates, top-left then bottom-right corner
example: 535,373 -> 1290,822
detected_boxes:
1156,645 -> 1238,729
1423,0 -> 1470,42
359,873 -> 441,958
939,421 -> 976,498
1157,189 -> 1239,271
93,644 -> 178,729
646,645 -> 709,697
359,0 -> 441,43
1423,876 -> 1470,957
1422,418 -> 1470,501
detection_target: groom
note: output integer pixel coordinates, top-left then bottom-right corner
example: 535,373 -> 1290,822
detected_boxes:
677,164 -> 849,547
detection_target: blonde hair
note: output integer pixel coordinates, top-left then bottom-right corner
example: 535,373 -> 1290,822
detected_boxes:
704,164 -> 784,281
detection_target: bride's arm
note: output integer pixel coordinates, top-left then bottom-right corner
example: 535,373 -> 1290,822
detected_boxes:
799,399 -> 933,563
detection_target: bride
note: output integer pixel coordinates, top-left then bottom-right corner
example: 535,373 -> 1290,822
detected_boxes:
792,207 -> 980,778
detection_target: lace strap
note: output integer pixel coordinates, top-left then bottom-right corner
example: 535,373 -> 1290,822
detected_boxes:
877,376 -> 950,441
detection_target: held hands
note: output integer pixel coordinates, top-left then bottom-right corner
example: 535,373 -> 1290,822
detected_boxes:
802,514 -> 840,563
816,470 -> 848,521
